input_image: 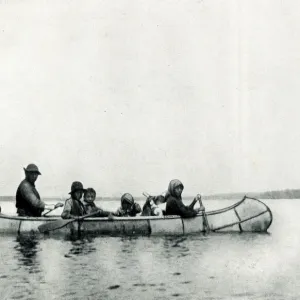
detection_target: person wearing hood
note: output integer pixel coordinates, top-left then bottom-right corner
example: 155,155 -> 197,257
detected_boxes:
114,193 -> 141,217
165,179 -> 204,218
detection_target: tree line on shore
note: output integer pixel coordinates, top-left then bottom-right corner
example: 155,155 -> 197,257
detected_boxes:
1,189 -> 300,201
203,189 -> 300,200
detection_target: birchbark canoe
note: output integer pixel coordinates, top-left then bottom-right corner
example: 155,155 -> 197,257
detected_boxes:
0,196 -> 272,235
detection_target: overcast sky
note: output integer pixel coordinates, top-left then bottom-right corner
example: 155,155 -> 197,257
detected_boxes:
0,0 -> 300,197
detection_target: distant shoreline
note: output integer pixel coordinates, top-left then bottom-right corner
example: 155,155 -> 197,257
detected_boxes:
1,189 -> 300,201
204,189 -> 300,200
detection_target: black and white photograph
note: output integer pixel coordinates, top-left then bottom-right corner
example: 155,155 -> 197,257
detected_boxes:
0,0 -> 299,299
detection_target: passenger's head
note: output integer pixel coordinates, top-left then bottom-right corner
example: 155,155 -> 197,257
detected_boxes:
121,193 -> 134,211
24,163 -> 41,184
84,188 -> 96,203
168,179 -> 184,198
69,181 -> 85,201
154,195 -> 166,205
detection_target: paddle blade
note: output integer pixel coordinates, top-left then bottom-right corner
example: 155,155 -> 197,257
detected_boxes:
38,219 -> 73,233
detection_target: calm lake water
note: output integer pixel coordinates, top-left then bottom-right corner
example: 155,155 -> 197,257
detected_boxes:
0,198 -> 299,300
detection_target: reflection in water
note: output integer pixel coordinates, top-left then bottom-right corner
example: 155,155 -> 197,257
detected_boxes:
14,234 -> 40,273
0,199 -> 298,300
65,236 -> 97,257
120,236 -> 139,252
8,234 -> 44,300
116,236 -> 140,269
162,236 -> 191,259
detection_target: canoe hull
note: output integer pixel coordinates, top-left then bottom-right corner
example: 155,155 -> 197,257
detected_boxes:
0,196 -> 272,235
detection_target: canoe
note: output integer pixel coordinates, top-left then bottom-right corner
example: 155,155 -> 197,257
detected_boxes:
0,196 -> 272,235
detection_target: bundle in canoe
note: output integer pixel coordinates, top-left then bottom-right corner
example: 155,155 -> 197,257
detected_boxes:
0,196 -> 272,235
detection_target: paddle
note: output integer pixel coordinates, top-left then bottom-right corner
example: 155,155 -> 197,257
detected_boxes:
38,210 -> 100,233
42,203 -> 64,217
142,192 -> 166,217
197,194 -> 210,233
142,192 -> 155,208
143,192 -> 151,198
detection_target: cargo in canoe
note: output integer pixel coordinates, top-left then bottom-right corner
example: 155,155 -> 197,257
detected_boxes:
0,196 -> 272,235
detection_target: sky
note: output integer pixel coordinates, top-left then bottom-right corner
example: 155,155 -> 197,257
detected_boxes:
0,0 -> 300,197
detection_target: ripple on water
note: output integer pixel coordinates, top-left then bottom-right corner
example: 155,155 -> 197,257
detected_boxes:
108,285 -> 120,290
232,292 -> 255,297
133,283 -> 146,287
179,253 -> 189,257
62,291 -> 77,297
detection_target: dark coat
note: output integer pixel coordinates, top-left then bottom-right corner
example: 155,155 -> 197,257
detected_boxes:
16,179 -> 45,217
165,179 -> 197,218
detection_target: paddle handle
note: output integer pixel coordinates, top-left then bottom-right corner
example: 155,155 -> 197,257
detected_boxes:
77,210 -> 101,220
68,210 -> 102,223
42,202 -> 64,216
197,194 -> 204,207
43,210 -> 53,217
197,194 -> 210,233
143,192 -> 166,198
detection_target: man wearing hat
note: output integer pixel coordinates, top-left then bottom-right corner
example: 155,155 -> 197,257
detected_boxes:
61,181 -> 87,219
16,164 -> 46,217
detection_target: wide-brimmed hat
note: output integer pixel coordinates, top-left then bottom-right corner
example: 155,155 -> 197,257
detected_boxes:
69,181 -> 86,194
23,164 -> 41,175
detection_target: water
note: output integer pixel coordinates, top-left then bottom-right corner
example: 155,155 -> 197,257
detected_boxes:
0,199 -> 299,300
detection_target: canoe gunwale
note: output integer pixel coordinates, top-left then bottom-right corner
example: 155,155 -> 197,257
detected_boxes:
212,209 -> 270,231
0,196 -> 273,234
0,196 -> 272,222
204,195 -> 271,216
205,197 -> 246,216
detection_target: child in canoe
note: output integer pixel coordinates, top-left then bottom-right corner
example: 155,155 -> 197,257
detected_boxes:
114,193 -> 141,217
141,195 -> 165,216
61,181 -> 87,219
165,179 -> 205,218
83,188 -> 114,218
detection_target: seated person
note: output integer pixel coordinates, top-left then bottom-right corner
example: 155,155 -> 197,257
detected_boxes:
141,195 -> 165,216
165,179 -> 204,218
16,164 -> 45,217
61,181 -> 86,219
114,193 -> 141,217
83,188 -> 114,218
